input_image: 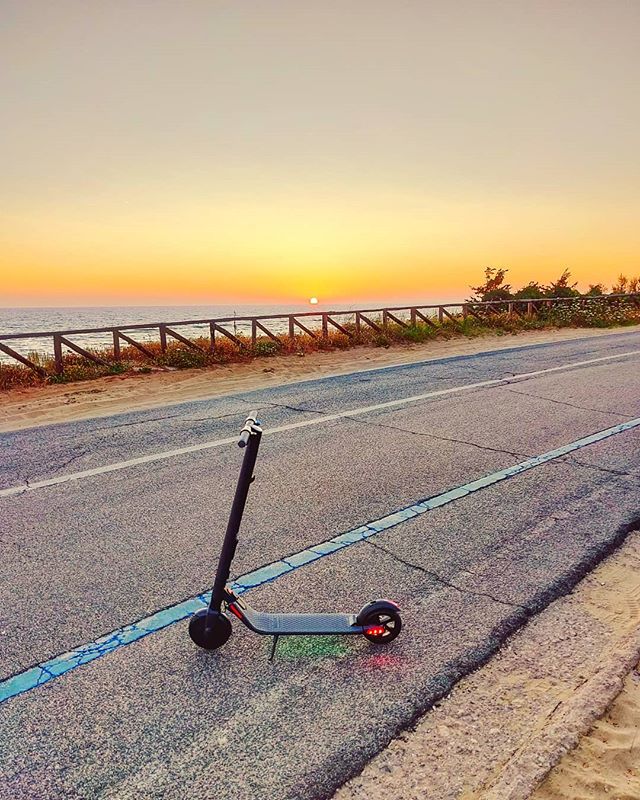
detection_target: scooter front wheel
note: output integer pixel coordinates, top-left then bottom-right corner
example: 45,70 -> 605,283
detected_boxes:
189,609 -> 233,650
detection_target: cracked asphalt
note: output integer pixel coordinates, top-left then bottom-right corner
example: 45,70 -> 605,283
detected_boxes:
2,330 -> 640,799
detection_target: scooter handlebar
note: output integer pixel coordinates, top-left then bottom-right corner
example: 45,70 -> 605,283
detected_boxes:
238,411 -> 259,448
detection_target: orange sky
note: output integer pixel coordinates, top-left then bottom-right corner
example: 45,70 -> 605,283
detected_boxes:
1,1 -> 639,307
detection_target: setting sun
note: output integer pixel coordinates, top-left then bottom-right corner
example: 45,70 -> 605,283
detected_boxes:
309,297 -> 319,305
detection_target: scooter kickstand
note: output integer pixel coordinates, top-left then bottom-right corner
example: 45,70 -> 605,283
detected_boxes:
269,634 -> 280,662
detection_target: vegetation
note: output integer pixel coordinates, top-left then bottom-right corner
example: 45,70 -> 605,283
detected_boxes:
468,267 -> 639,303
2,269 -> 640,391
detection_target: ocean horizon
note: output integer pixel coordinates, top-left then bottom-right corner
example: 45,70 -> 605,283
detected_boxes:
0,298 -> 458,360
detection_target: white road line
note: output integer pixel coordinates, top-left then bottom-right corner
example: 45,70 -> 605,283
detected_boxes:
2,347 -> 640,499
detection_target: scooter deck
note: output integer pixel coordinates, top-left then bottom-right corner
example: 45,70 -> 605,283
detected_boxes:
235,604 -> 363,635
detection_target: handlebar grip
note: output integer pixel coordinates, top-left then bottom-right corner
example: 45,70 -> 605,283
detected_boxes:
238,411 -> 258,448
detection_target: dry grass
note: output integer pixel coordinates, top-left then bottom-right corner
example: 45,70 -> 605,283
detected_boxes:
2,302 -> 640,392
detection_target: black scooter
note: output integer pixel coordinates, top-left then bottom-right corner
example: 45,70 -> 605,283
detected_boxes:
189,412 -> 402,657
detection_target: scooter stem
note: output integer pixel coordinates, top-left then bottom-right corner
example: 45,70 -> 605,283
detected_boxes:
209,414 -> 262,612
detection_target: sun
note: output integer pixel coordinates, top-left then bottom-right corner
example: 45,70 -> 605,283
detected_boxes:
309,297 -> 318,304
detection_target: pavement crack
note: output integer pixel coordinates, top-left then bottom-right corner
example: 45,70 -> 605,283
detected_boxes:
253,399 -> 327,416
51,449 -> 88,473
504,388 -> 632,419
90,407 -> 254,431
342,415 -> 530,460
181,410 -> 256,424
558,456 -> 631,478
365,539 -> 530,611
91,413 -> 183,431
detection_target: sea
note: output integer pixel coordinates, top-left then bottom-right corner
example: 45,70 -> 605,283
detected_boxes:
0,301 -> 412,362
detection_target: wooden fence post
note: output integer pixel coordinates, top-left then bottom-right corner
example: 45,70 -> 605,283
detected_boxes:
53,334 -> 64,375
209,321 -> 216,352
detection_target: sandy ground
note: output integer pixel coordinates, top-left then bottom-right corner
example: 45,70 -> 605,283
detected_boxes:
1,325 -> 639,433
533,663 -> 640,799
333,526 -> 640,800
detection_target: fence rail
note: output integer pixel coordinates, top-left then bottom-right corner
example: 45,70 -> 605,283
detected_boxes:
2,293 -> 639,377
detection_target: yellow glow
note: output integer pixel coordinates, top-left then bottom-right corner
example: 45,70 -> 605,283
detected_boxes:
309,297 -> 318,305
2,189 -> 638,306
2,3 -> 639,307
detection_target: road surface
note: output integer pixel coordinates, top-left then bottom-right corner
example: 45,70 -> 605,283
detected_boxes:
2,330 -> 640,799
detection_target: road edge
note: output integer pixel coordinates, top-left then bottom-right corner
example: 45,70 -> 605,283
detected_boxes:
333,524 -> 640,800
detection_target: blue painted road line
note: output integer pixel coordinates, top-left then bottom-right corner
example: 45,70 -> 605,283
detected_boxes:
2,416 -> 639,705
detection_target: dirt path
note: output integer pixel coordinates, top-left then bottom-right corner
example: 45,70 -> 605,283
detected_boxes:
2,325 -> 639,432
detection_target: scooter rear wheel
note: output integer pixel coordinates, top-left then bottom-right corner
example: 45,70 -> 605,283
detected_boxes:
361,608 -> 402,644
189,609 -> 233,650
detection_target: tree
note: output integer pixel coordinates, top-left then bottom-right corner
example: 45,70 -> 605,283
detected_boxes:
469,267 -> 512,303
611,274 -> 628,293
512,282 -> 546,300
611,274 -> 639,294
545,269 -> 579,298
583,284 -> 606,297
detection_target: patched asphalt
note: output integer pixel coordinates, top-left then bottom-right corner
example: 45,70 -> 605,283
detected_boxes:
2,330 -> 640,799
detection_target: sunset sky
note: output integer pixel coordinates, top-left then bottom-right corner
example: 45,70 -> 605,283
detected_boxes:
1,0 -> 639,307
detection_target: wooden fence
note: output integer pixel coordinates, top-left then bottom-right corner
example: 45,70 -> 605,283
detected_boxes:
1,294 -> 639,377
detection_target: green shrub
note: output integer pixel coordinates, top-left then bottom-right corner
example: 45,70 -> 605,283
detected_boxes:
402,324 -> 437,343
160,348 -> 210,369
252,340 -> 281,356
540,298 -> 640,328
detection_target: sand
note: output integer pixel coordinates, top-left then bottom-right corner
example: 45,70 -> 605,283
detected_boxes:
2,324 -> 639,433
532,677 -> 640,799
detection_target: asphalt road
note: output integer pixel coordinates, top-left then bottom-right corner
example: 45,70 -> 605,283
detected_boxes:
2,330 -> 640,799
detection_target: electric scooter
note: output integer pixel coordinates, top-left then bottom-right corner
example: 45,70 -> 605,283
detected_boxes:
188,412 -> 402,657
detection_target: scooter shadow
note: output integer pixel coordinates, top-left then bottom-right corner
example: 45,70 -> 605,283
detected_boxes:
267,634 -> 351,661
